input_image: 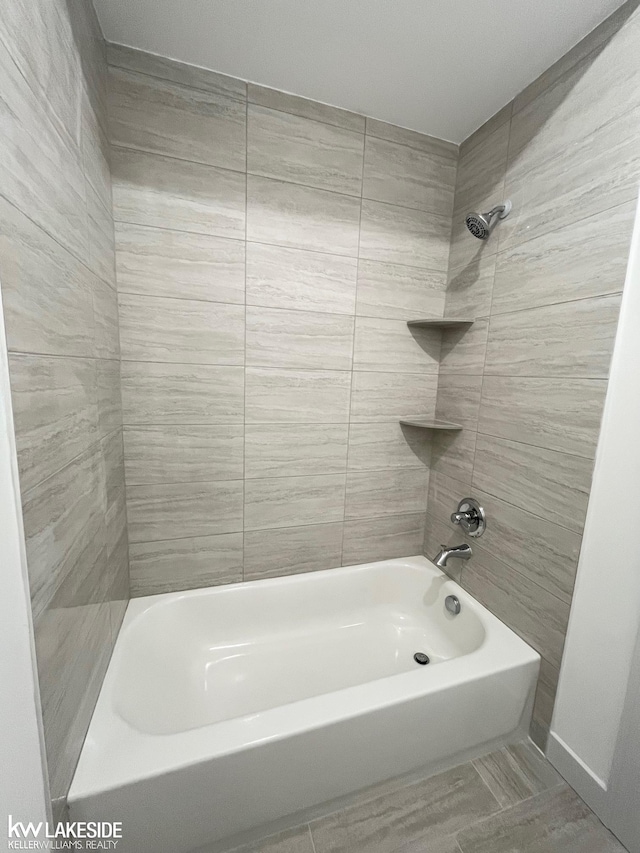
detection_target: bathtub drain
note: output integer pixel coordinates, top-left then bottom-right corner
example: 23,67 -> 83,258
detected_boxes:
413,652 -> 430,666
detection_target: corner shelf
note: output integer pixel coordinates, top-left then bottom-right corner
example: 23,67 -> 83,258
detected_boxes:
399,419 -> 463,430
406,318 -> 474,329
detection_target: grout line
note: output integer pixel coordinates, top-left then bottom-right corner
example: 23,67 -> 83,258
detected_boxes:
115,217 -> 449,278
129,510 -> 425,546
106,53 -> 249,104
112,139 -> 457,217
341,132 -> 367,565
307,824 -> 318,853
242,91 -> 248,580
474,428 -> 598,462
119,358 -> 440,376
125,464 -> 429,487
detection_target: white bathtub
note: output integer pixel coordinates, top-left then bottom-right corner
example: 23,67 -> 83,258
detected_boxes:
69,556 -> 539,853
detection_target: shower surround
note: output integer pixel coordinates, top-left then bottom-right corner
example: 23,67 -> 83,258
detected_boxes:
108,43 -> 458,597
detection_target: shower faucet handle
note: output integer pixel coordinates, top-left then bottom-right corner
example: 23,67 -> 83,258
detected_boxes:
450,498 -> 486,538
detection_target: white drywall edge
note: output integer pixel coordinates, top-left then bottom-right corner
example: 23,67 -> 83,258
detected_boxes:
549,187 -> 640,812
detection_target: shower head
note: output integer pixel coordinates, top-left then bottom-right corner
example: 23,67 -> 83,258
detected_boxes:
465,200 -> 512,240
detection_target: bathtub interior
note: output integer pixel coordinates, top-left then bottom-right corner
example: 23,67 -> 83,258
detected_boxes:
114,561 -> 487,736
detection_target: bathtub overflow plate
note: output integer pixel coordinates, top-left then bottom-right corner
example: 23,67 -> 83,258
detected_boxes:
414,652 -> 430,666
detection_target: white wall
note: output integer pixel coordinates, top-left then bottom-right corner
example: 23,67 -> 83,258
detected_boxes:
0,286 -> 50,845
548,189 -> 640,805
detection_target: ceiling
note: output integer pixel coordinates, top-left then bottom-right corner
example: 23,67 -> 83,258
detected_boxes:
94,0 -> 627,144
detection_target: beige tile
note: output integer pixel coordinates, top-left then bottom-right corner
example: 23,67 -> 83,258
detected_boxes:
244,523 -> 344,580
0,0 -> 81,143
353,317 -> 440,373
359,200 -> 451,270
248,83 -> 364,133
430,429 -> 477,486
470,488 -> 580,605
472,434 -> 593,534
245,367 -> 351,424
460,102 -> 513,158
86,183 -> 116,288
121,362 -> 244,424
347,422 -> 431,472
100,430 -> 125,510
342,513 -> 425,566
485,296 -> 621,379
244,474 -> 346,531
356,259 -> 446,321
9,354 -> 98,493
248,103 -> 364,195
245,423 -> 348,478
127,480 -> 243,542
444,255 -> 496,321
70,0 -> 107,126
363,136 -> 455,215
109,66 -> 246,171
462,543 -> 570,669
0,196 -> 94,357
472,741 -> 563,810
310,763 -> 499,853
453,121 -> 509,221
227,823 -> 316,853
247,174 -> 361,256
119,293 -> 245,365
509,17 -> 640,175
81,92 -> 111,213
112,146 -> 246,239
478,376 -> 607,458
500,103 -> 640,251
247,243 -> 357,315
365,118 -> 458,158
392,834 -> 461,853
22,443 -> 106,620
492,202 -> 633,315
129,533 -> 243,595
107,43 -> 246,102
96,359 -> 123,436
246,306 -> 354,370
532,658 -> 561,743
457,785 -> 625,853
439,318 -> 489,375
123,424 -> 244,484
345,468 -> 428,520
105,480 -> 127,565
92,276 -> 120,360
115,223 -> 245,305
34,598 -> 112,801
435,374 -> 483,430
350,371 -> 438,423
0,39 -> 87,261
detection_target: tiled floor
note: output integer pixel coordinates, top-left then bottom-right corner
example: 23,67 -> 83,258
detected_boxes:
224,741 -> 627,853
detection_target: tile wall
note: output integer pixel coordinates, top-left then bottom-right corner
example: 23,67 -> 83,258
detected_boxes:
0,0 -> 129,810
424,0 -> 640,748
107,44 -> 458,596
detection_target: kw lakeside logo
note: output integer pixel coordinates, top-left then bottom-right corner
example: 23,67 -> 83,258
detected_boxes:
7,817 -> 122,850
